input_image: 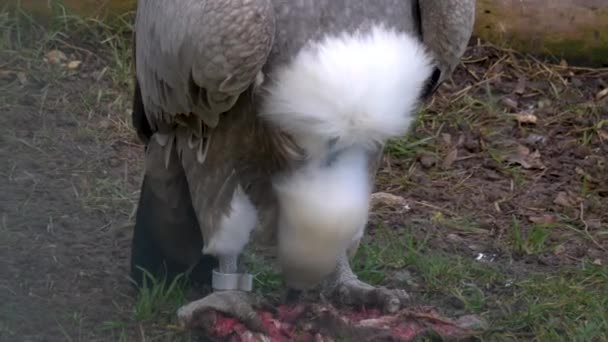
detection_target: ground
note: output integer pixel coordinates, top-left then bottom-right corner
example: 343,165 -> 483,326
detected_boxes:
0,9 -> 606,342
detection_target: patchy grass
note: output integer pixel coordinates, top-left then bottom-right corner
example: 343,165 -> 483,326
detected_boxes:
243,251 -> 284,300
494,265 -> 608,341
131,269 -> 189,322
365,41 -> 607,341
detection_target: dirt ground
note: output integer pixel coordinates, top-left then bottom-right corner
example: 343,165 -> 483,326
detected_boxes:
0,12 -> 606,342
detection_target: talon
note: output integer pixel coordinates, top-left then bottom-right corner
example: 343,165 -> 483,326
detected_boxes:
177,290 -> 267,334
384,293 -> 401,314
188,132 -> 198,149
328,280 -> 411,314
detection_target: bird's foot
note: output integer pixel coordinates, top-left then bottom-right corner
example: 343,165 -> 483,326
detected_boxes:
321,254 -> 410,314
323,277 -> 410,314
177,290 -> 267,334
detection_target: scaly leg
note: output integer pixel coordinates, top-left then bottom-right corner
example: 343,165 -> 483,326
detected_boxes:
177,254 -> 268,333
321,253 -> 410,314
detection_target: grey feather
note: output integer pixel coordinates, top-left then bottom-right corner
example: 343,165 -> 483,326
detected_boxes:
418,0 -> 476,86
136,0 -> 275,131
134,0 -> 476,257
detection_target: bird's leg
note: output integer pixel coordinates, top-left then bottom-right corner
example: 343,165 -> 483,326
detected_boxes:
321,253 -> 410,314
177,254 -> 266,333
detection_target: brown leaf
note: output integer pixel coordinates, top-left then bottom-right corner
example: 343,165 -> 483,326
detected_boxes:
596,88 -> 608,101
505,145 -> 545,170
44,50 -> 67,65
0,69 -> 16,81
447,234 -> 464,244
554,245 -> 566,255
514,77 -> 527,95
575,167 -> 599,183
67,60 -> 82,69
16,72 -> 27,85
98,119 -> 111,129
554,191 -> 582,208
442,148 -> 458,170
418,154 -> 437,169
587,219 -> 602,230
370,192 -> 410,211
512,112 -> 538,125
441,133 -> 452,146
529,214 -> 556,225
537,99 -> 552,109
501,97 -> 519,110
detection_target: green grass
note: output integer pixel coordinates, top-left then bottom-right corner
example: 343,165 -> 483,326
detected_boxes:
243,252 -> 284,300
352,226 -> 608,341
132,268 -> 189,322
100,269 -> 193,341
494,265 -> 608,341
0,3 -> 134,102
354,226 -> 503,293
510,216 -> 552,256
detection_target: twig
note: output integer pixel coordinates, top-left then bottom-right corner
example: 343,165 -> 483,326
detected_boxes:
412,200 -> 459,217
579,202 -> 606,252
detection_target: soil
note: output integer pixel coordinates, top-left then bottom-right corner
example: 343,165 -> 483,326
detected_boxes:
1,31 -> 606,341
1,42 -> 143,341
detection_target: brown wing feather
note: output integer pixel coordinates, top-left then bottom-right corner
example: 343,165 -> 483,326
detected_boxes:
134,0 -> 275,133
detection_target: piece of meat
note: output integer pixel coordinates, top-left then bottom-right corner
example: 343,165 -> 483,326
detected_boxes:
194,302 -> 486,342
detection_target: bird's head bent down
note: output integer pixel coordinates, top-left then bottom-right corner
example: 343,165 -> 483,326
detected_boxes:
261,25 -> 435,289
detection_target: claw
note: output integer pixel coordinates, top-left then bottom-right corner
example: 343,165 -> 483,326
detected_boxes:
177,291 -> 267,334
328,279 -> 411,314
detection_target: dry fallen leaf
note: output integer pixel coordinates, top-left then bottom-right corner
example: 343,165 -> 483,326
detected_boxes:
575,167 -> 599,183
505,145 -> 545,170
441,133 -> 452,146
514,77 -> 527,95
554,191 -> 582,208
16,72 -> 27,85
98,119 -> 111,129
370,192 -> 409,211
537,99 -> 552,109
501,97 -> 519,110
67,60 -> 82,69
554,245 -> 566,255
596,88 -> 608,101
1,69 -> 19,82
529,214 -> 556,225
418,154 -> 437,169
592,259 -> 603,266
44,50 -> 67,65
512,112 -> 538,125
442,148 -> 458,170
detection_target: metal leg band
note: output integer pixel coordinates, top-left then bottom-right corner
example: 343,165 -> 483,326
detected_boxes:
212,269 -> 253,292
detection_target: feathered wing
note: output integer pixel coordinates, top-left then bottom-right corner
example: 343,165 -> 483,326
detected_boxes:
417,0 -> 476,92
134,0 -> 275,151
133,0 -> 276,259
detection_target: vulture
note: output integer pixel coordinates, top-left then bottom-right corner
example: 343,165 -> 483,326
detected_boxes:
130,0 -> 476,332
